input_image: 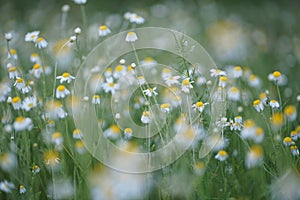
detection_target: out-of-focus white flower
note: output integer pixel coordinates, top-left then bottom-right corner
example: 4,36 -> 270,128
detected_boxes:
22,96 -> 37,111
215,150 -> 228,161
98,25 -> 111,37
253,99 -> 264,112
143,87 -> 158,97
73,0 -> 87,5
5,32 -> 13,41
125,32 -> 138,42
102,77 -> 119,94
0,180 -> 15,193
181,78 -> 193,93
103,124 -> 121,140
141,111 -> 151,124
56,72 -> 75,84
0,152 -> 17,172
13,116 -> 33,131
56,85 -> 70,99
245,145 -> 263,168
25,31 -> 40,42
210,69 -> 227,77
35,37 -> 48,49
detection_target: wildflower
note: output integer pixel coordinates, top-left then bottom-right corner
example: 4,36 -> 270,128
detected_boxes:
73,0 -> 87,4
30,53 -> 40,63
56,72 -> 75,83
92,95 -> 101,104
102,77 -> 119,94
45,100 -> 68,119
290,131 -> 298,141
218,76 -> 228,88
12,96 -> 22,110
25,30 -> 40,42
253,99 -> 264,112
0,152 -> 17,172
14,77 -> 25,90
19,185 -> 26,194
143,87 -> 158,97
5,32 -> 13,41
31,63 -> 43,78
52,132 -> 64,146
0,180 -> 15,193
113,64 -> 126,79
22,96 -> 37,111
62,4 -> 70,12
259,92 -> 268,105
44,150 -> 60,169
98,25 -> 111,36
140,57 -> 157,68
181,78 -> 193,93
283,137 -> 294,146
233,66 -> 243,78
13,116 -> 33,131
270,113 -> 283,132
160,103 -> 171,113
125,31 -> 138,42
129,13 -> 145,24
268,71 -> 283,83
297,95 -> 300,102
74,27 -> 82,35
21,80 -> 33,94
35,37 -> 48,49
103,124 -> 121,140
284,105 -> 297,121
141,111 -> 151,124
8,66 -> 18,79
215,150 -> 228,161
241,119 -> 256,139
192,101 -> 207,113
269,100 -> 280,109
8,49 -> 18,60
290,146 -> 299,156
70,35 -> 76,43
124,128 -> 133,140
73,129 -> 83,139
75,141 -> 86,154
206,135 -> 228,151
210,69 -> 227,77
245,145 -> 263,168
32,165 -> 41,173
196,76 -> 206,86
193,161 -> 205,176
248,74 -> 261,87
227,86 -> 241,101
56,85 -> 70,99
137,76 -> 146,85
164,75 -> 181,87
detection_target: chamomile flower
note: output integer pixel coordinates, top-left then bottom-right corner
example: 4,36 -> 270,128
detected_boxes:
113,64 -> 126,79
283,137 -> 294,146
0,180 -> 15,193
218,76 -> 228,88
14,77 -> 25,90
103,124 -> 121,140
270,112 -> 284,130
25,30 -> 40,42
35,37 -> 48,49
193,161 -> 205,176
284,105 -> 297,121
141,111 -> 151,124
125,31 -> 138,42
5,32 -> 13,41
75,141 -> 86,154
269,100 -> 280,109
227,86 -> 241,101
31,63 -> 43,78
56,72 -> 75,83
245,145 -> 263,168
164,75 -> 181,87
129,13 -> 145,24
43,150 -> 60,170
8,49 -> 18,60
11,96 -> 22,110
137,76 -> 146,85
92,95 -> 101,104
253,99 -> 264,112
290,131 -> 298,141
0,152 -> 17,172
30,53 -> 41,63
73,0 -> 87,4
181,78 -> 193,93
140,57 -> 157,68
143,87 -> 158,97
73,129 -> 83,139
290,145 -> 299,156
13,116 -> 33,131
52,132 -> 64,146
124,128 -> 133,140
32,164 -> 40,173
241,119 -> 256,139
215,150 -> 228,161
254,127 -> 264,143
56,85 -> 70,99
248,74 -> 261,87
192,101 -> 208,113
160,103 -> 171,113
259,92 -> 268,105
22,96 -> 37,111
102,77 -> 119,94
19,185 -> 26,194
233,66 -> 243,78
98,25 -> 111,37
8,66 -> 18,79
21,81 -> 33,94
210,69 -> 227,77
268,71 -> 282,83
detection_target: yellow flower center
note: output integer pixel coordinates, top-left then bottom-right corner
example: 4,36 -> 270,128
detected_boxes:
62,72 -> 70,78
182,79 -> 190,85
250,145 -> 263,156
111,125 -> 120,134
162,68 -> 171,73
8,66 -> 17,72
195,161 -> 204,169
43,150 -> 59,166
12,96 -> 21,103
15,116 -> 25,123
284,137 -> 292,143
218,150 -> 227,157
271,112 -> 284,125
16,78 -> 24,83
255,127 -> 264,136
244,119 -> 255,128
259,92 -> 266,99
115,65 -> 124,72
220,76 -> 227,81
124,128 -> 132,133
108,82 -> 114,87
10,49 -> 17,55
37,37 -> 44,43
253,99 -> 261,106
249,75 -> 257,81
73,129 -> 81,134
196,101 -> 204,107
284,105 -> 296,116
57,85 -> 66,91
33,63 -> 41,70
52,132 -> 62,139
93,95 -> 100,99
75,141 -> 84,148
290,131 -> 297,136
273,71 -> 281,78
143,111 -> 150,117
99,25 -> 107,30
234,66 -> 242,71
230,87 -> 239,93
161,103 -> 171,109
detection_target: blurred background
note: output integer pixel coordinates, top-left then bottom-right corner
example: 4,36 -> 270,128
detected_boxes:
1,0 -> 300,96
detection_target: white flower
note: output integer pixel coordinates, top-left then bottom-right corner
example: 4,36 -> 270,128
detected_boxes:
74,27 -> 82,34
62,4 -> 70,12
19,185 -> 26,194
52,132 -> 64,146
137,76 -> 146,85
218,76 -> 227,88
102,77 -> 119,94
113,65 -> 126,79
125,32 -> 138,42
253,99 -> 264,112
232,66 -> 243,78
143,87 -> 158,97
248,75 -> 261,87
124,128 -> 133,140
129,14 -> 145,24
192,101 -> 208,113
14,77 -> 25,90
35,37 -> 48,49
11,96 -> 22,110
73,129 -> 83,139
0,180 -> 15,193
181,78 -> 193,93
164,76 -> 180,87
30,53 -> 41,64
56,85 -> 70,99
245,145 -> 263,168
56,72 -> 75,83
22,96 -> 37,111
98,25 -> 111,37
210,69 -> 227,77
215,150 -> 228,161
25,31 -> 40,42
8,66 -> 18,79
13,116 -> 33,132
31,63 -> 43,79
5,32 -> 13,41
92,95 -> 100,104
141,111 -> 151,124
227,87 -> 240,101
103,125 -> 120,140
269,100 -> 280,109
160,103 -> 171,113
73,0 -> 87,4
